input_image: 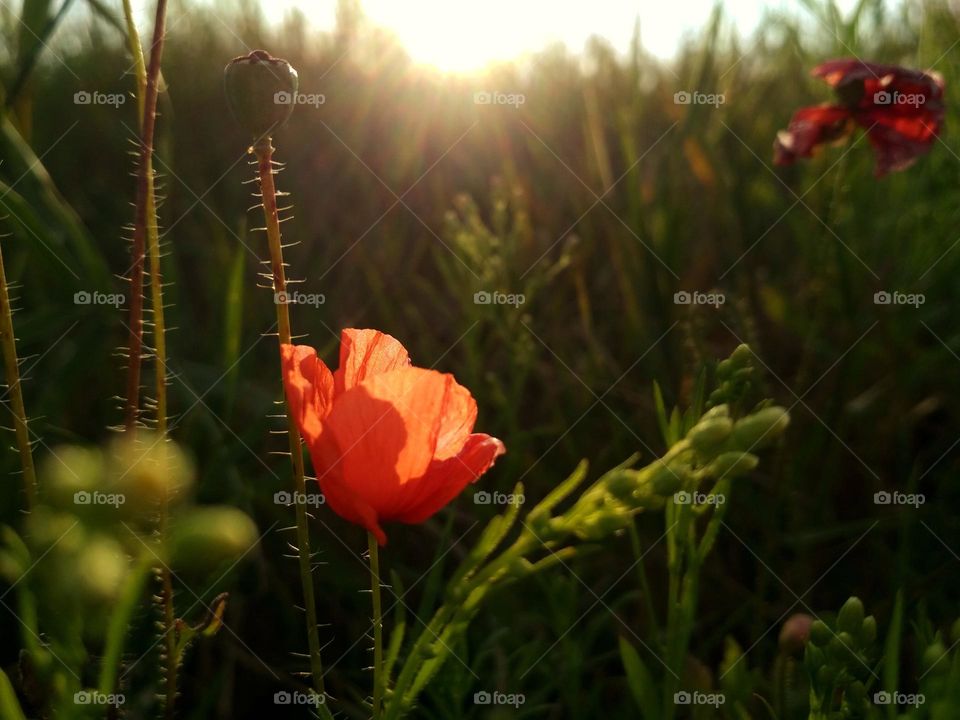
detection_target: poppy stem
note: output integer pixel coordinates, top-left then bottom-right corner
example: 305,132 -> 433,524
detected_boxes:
0,238 -> 36,510
253,137 -> 331,713
368,532 -> 384,719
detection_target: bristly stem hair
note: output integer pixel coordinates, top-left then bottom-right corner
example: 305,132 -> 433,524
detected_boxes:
253,135 -> 332,716
121,0 -> 176,716
123,0 -> 168,435
0,238 -> 36,510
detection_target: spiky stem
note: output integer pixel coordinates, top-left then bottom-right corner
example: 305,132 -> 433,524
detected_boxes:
0,239 -> 36,509
121,1 -> 175,715
253,136 -> 330,711
124,0 -> 167,434
369,532 -> 384,720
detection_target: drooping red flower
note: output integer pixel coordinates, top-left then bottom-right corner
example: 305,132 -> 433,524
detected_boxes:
281,329 -> 505,545
774,59 -> 944,176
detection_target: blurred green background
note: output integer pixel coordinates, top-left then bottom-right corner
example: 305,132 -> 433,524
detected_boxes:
1,0 -> 959,716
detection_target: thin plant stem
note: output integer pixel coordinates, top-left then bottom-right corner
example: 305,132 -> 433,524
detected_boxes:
253,137 -> 331,716
124,0 -> 167,434
120,1 -> 176,715
369,532 -> 384,720
627,521 -> 660,640
0,238 -> 36,509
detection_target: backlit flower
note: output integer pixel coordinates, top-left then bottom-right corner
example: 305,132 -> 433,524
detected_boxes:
774,59 -> 944,176
281,329 -> 505,544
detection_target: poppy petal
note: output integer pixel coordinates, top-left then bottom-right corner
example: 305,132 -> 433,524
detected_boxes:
774,105 -> 852,165
281,344 -> 335,444
322,367 -> 454,520
334,328 -> 411,396
395,434 -> 506,524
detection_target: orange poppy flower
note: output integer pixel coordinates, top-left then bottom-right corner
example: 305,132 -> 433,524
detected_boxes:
281,329 -> 506,545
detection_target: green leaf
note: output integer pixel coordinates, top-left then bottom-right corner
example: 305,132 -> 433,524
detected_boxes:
619,636 -> 659,719
0,668 -> 27,720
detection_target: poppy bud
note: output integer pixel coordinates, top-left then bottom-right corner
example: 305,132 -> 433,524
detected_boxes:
224,50 -> 299,141
76,535 -> 128,604
731,407 -> 790,450
167,507 -> 257,576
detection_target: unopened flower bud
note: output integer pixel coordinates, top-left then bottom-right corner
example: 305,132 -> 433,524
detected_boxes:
224,50 -> 299,140
168,507 -> 257,576
731,407 -> 790,450
779,613 -> 813,656
688,417 -> 733,456
707,451 -> 758,479
837,597 -> 864,635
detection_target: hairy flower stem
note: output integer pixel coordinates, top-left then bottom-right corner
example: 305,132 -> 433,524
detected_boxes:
253,137 -> 330,712
124,0 -> 167,434
369,533 -> 384,719
0,239 -> 36,509
121,1 -> 175,715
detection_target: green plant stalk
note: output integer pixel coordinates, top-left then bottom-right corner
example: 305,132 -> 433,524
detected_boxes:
253,137 -> 332,719
123,0 -> 166,434
0,238 -> 36,509
120,4 -> 176,716
98,554 -> 154,696
370,532 -> 384,719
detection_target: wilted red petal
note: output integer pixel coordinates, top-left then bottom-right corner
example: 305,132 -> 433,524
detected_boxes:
281,344 -> 334,444
334,328 -> 411,396
773,105 -> 852,166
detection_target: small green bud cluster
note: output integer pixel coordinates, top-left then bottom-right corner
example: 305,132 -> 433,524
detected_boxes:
556,402 -> 788,541
805,597 -> 877,718
708,344 -> 755,408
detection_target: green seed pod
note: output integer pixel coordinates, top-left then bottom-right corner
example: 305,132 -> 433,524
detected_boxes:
809,619 -> 832,647
731,407 -> 790,450
846,680 -> 866,704
224,50 -> 299,141
688,416 -> 734,456
648,461 -> 689,496
604,470 -> 639,503
859,615 -> 877,645
708,451 -> 759,479
837,597 -> 865,635
108,435 -> 193,519
168,507 -> 257,576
